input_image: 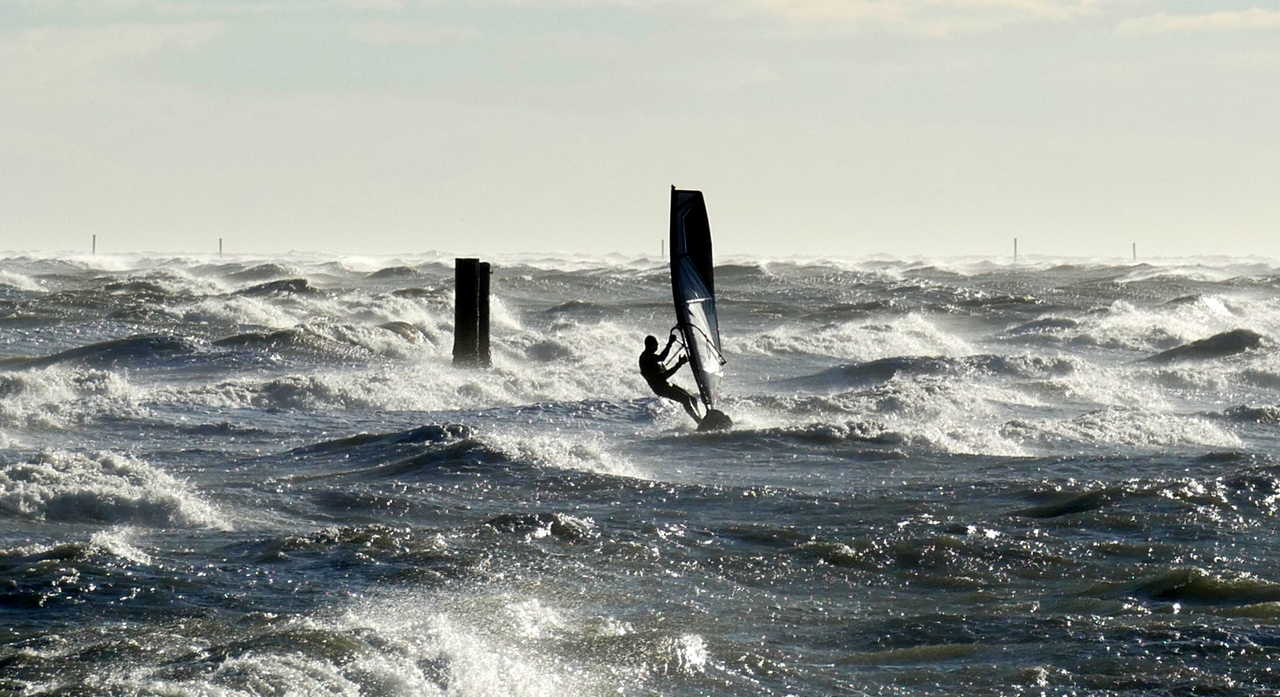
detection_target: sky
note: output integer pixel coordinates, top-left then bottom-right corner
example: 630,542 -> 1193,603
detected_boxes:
2,0 -> 1278,258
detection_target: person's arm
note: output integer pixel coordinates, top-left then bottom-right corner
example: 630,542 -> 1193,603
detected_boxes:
661,355 -> 688,380
656,334 -> 677,361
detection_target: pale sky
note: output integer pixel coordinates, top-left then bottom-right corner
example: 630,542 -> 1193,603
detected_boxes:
3,1 -> 1278,258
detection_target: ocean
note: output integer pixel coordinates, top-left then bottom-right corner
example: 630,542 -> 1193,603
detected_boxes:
1,252 -> 1278,696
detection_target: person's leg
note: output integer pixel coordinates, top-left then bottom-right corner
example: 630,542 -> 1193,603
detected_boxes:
659,384 -> 702,424
679,393 -> 702,423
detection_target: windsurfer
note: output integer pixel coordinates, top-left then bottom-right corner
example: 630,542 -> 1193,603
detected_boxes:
639,334 -> 702,424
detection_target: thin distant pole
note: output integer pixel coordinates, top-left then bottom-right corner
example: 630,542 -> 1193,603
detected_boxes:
219,238 -> 224,257
660,239 -> 664,258
1132,242 -> 1136,261
1013,237 -> 1018,263
92,234 -> 96,255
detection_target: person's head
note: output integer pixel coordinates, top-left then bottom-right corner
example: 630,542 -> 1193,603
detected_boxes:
644,335 -> 658,352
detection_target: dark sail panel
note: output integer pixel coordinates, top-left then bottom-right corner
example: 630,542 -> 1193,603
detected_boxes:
670,187 -> 724,410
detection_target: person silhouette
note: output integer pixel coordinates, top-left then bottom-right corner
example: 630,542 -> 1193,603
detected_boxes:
638,334 -> 702,424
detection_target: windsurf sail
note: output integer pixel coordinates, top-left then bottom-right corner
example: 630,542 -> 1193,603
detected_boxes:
669,186 -> 725,412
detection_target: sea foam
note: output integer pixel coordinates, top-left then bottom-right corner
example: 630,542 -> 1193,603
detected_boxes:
0,367 -> 142,430
0,450 -> 229,529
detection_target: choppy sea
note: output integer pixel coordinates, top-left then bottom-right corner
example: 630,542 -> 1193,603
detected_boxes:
2,252 -> 1279,696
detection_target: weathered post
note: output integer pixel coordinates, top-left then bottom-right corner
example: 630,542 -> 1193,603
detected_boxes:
1013,237 -> 1018,263
453,258 -> 491,367
477,262 -> 492,367
453,258 -> 479,366
92,234 -> 97,255
220,238 -> 224,257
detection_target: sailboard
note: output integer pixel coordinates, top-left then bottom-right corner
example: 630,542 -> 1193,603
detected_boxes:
670,186 -> 732,431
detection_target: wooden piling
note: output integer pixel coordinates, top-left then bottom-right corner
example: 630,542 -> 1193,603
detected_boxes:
453,258 -> 491,367
477,262 -> 492,367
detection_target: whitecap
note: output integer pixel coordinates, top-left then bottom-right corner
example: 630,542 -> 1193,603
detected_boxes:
0,450 -> 230,530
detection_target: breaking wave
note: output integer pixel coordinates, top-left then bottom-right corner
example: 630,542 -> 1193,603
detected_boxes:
0,450 -> 228,529
0,367 -> 141,429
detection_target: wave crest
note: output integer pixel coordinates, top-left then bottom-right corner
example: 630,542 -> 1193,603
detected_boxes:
0,450 -> 229,529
